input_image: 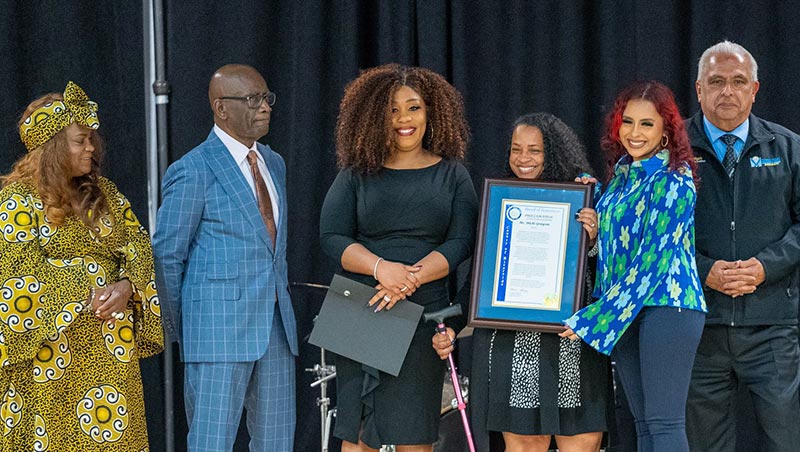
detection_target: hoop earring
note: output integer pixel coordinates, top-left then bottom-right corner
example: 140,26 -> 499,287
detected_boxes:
660,135 -> 669,148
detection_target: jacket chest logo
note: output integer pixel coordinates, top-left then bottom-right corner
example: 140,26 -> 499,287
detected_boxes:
749,156 -> 781,168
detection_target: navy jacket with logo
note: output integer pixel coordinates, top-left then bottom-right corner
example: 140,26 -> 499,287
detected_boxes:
688,112 -> 800,326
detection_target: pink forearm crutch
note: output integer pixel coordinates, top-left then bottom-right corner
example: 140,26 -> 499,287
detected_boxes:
424,304 -> 476,452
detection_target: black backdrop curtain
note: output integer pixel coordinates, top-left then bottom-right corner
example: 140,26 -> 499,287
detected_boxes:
3,1 -> 800,451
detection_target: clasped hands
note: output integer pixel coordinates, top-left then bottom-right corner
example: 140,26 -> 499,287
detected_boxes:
368,260 -> 421,312
367,259 -> 457,360
705,257 -> 765,297
86,279 -> 133,324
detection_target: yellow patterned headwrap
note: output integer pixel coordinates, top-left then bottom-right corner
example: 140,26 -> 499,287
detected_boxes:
18,81 -> 100,152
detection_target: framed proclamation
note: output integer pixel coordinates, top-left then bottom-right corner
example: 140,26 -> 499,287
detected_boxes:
468,178 -> 594,332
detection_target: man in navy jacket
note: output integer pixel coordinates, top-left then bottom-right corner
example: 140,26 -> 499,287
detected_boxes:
686,41 -> 800,452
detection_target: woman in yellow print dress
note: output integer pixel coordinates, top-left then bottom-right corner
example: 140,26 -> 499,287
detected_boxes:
0,81 -> 163,451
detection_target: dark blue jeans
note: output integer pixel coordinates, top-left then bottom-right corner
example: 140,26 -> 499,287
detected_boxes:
612,306 -> 705,452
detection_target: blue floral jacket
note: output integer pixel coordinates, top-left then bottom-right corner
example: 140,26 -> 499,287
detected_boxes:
566,150 -> 707,355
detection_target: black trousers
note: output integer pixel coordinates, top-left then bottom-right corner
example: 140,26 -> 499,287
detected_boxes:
686,324 -> 800,452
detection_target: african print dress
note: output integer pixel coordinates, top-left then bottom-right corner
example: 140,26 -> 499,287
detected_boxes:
566,150 -> 707,355
0,178 -> 163,451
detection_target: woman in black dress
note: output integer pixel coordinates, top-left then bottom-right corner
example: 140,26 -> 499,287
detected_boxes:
447,113 -> 612,452
319,64 -> 478,452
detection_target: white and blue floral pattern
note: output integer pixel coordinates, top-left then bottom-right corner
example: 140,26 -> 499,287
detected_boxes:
566,150 -> 707,355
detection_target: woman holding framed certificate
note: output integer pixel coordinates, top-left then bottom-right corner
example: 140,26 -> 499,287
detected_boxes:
563,81 -> 707,452
319,64 -> 478,452
452,113 -> 612,452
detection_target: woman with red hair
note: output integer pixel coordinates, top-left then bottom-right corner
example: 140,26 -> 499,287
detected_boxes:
562,81 -> 706,452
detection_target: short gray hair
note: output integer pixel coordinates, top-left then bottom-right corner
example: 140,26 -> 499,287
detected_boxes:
697,40 -> 758,82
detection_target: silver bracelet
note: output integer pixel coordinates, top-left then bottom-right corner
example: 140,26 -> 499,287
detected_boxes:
587,241 -> 600,257
83,287 -> 95,312
373,257 -> 384,280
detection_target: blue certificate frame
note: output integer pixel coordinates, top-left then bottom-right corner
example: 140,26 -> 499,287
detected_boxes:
468,179 -> 593,332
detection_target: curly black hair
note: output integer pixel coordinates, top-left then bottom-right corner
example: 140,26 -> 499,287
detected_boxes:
506,113 -> 594,181
335,64 -> 470,173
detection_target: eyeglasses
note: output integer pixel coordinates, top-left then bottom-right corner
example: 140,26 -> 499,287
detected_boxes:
218,92 -> 276,109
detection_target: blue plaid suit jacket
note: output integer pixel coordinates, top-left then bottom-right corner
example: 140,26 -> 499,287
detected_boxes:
153,129 -> 298,362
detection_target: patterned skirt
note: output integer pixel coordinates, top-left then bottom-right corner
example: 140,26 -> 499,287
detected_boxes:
486,329 -> 612,436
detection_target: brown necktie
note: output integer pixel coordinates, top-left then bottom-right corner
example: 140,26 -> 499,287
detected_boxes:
246,150 -> 277,246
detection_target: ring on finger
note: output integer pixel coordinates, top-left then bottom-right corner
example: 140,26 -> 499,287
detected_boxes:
590,223 -> 595,227
400,286 -> 408,292
383,295 -> 391,302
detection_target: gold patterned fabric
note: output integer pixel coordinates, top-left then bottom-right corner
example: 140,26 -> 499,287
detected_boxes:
18,81 -> 100,152
0,177 -> 163,451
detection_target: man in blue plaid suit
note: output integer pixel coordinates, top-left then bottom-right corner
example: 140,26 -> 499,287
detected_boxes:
153,64 -> 298,451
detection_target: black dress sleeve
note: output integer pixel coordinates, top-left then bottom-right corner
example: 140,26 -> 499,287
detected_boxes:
319,169 -> 358,263
433,163 -> 478,269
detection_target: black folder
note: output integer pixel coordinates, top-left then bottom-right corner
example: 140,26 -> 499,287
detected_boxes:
309,274 -> 424,376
